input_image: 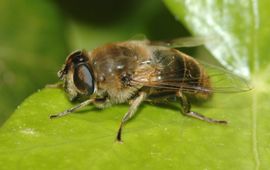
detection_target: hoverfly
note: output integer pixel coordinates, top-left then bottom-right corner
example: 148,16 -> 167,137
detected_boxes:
50,37 -> 251,142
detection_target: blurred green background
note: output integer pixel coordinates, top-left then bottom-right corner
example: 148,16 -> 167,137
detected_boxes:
0,0 -> 191,124
1,0 -> 270,169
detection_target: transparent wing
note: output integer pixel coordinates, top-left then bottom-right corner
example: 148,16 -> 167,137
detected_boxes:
198,61 -> 252,93
129,34 -> 148,41
150,36 -> 213,48
131,60 -> 252,94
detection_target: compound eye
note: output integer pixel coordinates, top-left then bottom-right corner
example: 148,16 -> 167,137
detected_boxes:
73,64 -> 95,95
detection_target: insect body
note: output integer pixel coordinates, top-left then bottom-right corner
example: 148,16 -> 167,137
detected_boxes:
50,38 -> 250,142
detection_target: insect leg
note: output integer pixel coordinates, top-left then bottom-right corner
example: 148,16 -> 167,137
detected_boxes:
177,92 -> 227,124
50,99 -> 94,119
116,92 -> 147,142
45,82 -> 63,88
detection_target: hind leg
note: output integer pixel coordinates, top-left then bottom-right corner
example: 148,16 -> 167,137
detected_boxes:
176,91 -> 227,124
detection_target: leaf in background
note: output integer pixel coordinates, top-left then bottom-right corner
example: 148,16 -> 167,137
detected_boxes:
165,0 -> 259,78
1,0 -> 270,170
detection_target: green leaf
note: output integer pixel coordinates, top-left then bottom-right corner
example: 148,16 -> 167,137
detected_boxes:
0,88 -> 256,170
1,0 -> 270,170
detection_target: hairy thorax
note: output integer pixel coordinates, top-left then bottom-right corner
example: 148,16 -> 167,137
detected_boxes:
90,41 -> 151,104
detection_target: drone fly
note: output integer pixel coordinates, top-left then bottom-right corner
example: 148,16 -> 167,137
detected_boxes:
50,37 -> 251,142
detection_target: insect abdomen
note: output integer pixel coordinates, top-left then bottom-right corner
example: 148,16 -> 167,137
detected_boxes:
177,50 -> 212,100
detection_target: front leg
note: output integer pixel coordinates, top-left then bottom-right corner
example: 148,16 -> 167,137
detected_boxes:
45,82 -> 63,88
50,99 -> 94,119
116,92 -> 147,142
